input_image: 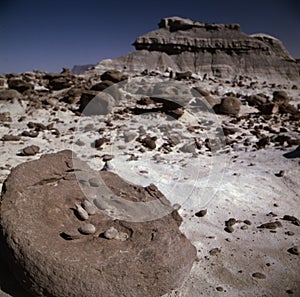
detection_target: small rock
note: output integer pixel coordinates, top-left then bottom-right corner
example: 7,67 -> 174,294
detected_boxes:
216,286 -> 224,292
2,134 -> 21,141
275,170 -> 285,177
103,227 -> 119,240
81,200 -> 97,215
88,177 -> 101,187
282,215 -> 300,226
224,226 -> 234,233
225,218 -> 237,227
22,131 -> 39,138
78,223 -> 96,235
243,219 -> 252,225
287,246 -> 299,255
252,272 -> 266,279
257,221 -> 282,229
195,209 -> 207,217
240,225 -> 248,230
285,231 -> 295,236
21,145 -> 40,156
74,203 -> 89,221
209,248 -> 221,256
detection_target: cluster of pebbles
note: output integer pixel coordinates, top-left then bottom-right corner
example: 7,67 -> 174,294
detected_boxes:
61,198 -> 129,241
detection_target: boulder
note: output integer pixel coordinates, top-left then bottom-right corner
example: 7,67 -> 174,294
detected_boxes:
100,70 -> 128,83
48,76 -> 73,90
0,150 -> 196,297
78,90 -> 116,116
272,90 -> 290,105
0,89 -> 22,100
7,79 -> 33,93
214,96 -> 242,116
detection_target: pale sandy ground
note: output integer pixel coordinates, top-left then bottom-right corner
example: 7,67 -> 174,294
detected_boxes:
0,77 -> 299,297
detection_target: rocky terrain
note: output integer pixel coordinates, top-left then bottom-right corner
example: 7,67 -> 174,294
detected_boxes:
0,17 -> 299,297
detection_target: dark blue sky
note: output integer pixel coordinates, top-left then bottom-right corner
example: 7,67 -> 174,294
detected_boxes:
0,0 -> 299,74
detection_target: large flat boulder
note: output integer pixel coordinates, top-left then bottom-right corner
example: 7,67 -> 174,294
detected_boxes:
0,150 -> 196,297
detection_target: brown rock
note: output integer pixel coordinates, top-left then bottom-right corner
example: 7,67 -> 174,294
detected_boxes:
0,112 -> 12,122
252,272 -> 266,279
1,134 -> 21,141
0,150 -> 196,297
8,79 -> 33,93
272,90 -> 290,105
0,89 -> 22,100
195,209 -> 207,217
214,96 -> 242,116
282,215 -> 300,226
287,246 -> 299,255
100,70 -> 128,83
257,221 -> 282,229
21,145 -> 40,156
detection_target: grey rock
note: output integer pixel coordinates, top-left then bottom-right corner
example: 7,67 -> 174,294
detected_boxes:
93,17 -> 300,82
0,89 -> 22,100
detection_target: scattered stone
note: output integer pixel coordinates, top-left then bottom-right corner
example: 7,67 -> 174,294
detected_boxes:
272,90 -> 290,105
225,218 -> 237,227
81,200 -> 97,215
93,138 -> 107,149
100,70 -> 128,83
74,202 -> 89,220
209,248 -> 221,256
0,89 -> 22,100
282,215 -> 300,226
275,170 -> 285,177
0,112 -> 12,122
88,177 -> 101,187
287,246 -> 299,255
20,145 -> 40,156
78,223 -> 96,235
103,226 -> 119,240
285,231 -> 295,236
141,136 -> 157,150
21,130 -> 39,138
8,78 -> 33,93
243,220 -> 252,225
257,221 -> 282,229
224,226 -> 234,233
216,286 -> 224,292
1,134 -> 21,141
252,272 -> 266,279
214,96 -> 242,116
195,209 -> 207,217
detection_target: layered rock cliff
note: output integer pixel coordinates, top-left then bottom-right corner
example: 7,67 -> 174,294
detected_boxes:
93,16 -> 300,82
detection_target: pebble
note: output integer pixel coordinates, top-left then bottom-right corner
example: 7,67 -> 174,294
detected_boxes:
209,248 -> 221,256
282,215 -> 300,226
225,218 -> 237,227
21,145 -> 40,156
103,227 -> 119,240
224,226 -> 234,233
195,209 -> 207,217
81,200 -> 97,215
88,177 -> 101,187
252,272 -> 266,279
257,221 -> 282,229
75,203 -> 89,220
287,246 -> 299,255
78,223 -> 96,235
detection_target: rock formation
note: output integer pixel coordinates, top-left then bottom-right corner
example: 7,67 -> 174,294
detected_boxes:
0,150 -> 196,297
92,16 -> 300,82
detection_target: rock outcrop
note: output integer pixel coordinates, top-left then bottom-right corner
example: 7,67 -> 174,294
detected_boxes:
93,16 -> 300,82
0,150 -> 196,297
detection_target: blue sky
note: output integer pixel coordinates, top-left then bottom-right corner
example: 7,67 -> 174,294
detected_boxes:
0,0 -> 299,74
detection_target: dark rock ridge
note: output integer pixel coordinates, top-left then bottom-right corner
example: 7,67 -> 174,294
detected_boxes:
93,16 -> 300,82
0,150 -> 196,297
